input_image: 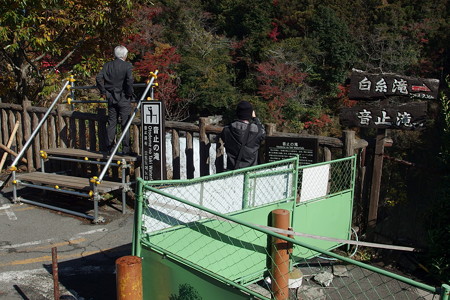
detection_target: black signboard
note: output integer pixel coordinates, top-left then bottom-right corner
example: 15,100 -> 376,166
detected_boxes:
141,101 -> 166,180
265,136 -> 319,166
348,70 -> 439,100
340,102 -> 427,130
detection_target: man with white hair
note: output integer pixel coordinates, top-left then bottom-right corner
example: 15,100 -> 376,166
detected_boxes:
96,45 -> 134,155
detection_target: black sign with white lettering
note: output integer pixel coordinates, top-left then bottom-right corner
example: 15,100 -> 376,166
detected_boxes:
141,101 -> 166,180
349,70 -> 439,100
340,102 -> 428,130
265,136 -> 319,166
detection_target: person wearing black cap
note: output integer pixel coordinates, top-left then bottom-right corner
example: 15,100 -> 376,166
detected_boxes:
221,101 -> 266,170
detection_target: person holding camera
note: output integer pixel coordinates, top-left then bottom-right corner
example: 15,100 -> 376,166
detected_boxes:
221,101 -> 266,170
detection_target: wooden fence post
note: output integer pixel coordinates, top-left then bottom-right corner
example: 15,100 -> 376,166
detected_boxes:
343,130 -> 356,157
22,100 -> 33,171
266,123 -> 276,136
56,104 -> 68,148
97,108 -> 107,152
199,117 -> 210,176
368,129 -> 387,231
172,129 -> 180,179
215,136 -> 225,173
186,131 -> 194,179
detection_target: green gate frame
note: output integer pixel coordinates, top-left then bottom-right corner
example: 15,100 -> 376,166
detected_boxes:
133,156 -> 448,299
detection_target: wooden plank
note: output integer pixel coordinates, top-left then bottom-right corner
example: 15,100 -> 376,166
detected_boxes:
57,104 -> 68,148
97,108 -> 107,152
89,120 -> 97,151
368,129 -> 386,230
132,124 -> 139,154
79,119 -> 86,150
70,115 -> 77,148
0,121 -> 19,172
15,111 -> 23,155
2,110 -> 8,150
17,172 -> 122,193
349,70 -> 440,100
8,111 -> 15,153
340,102 -> 428,130
48,115 -> 56,149
42,148 -> 138,161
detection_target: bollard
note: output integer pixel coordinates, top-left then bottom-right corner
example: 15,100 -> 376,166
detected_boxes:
271,209 -> 291,300
51,247 -> 60,300
116,255 -> 143,300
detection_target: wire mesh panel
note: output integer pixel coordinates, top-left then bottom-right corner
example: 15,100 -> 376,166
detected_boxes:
293,157 -> 356,260
141,157 -> 298,234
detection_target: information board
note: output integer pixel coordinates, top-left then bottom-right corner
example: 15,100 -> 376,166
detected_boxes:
265,136 -> 319,166
141,101 -> 166,180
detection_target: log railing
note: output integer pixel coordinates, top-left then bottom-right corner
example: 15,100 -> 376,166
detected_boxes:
0,102 -> 366,179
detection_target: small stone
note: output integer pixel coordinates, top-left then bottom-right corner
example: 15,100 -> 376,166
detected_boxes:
297,285 -> 326,300
332,265 -> 349,277
313,271 -> 334,287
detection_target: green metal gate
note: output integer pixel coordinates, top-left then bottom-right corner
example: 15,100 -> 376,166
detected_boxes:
133,156 -> 448,299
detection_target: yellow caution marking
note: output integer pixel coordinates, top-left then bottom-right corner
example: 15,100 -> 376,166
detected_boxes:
0,247 -> 115,267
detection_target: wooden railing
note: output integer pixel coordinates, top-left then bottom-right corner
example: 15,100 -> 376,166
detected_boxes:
0,101 -> 366,178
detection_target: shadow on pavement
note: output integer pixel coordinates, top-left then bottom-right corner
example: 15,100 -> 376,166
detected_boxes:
43,244 -> 132,300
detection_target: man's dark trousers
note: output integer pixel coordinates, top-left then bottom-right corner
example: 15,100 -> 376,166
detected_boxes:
107,99 -> 131,153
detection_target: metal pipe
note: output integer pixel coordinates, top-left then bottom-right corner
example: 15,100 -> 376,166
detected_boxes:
441,284 -> 450,300
98,70 -> 158,183
46,156 -> 120,167
11,80 -> 69,168
271,209 -> 290,300
121,161 -> 126,213
116,256 -> 143,300
51,247 -> 60,300
12,171 -> 17,202
18,182 -> 91,197
71,83 -> 147,90
146,156 -> 299,185
19,198 -> 94,219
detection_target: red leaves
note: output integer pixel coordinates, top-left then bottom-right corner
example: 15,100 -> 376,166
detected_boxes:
256,58 -> 307,124
134,44 -> 181,103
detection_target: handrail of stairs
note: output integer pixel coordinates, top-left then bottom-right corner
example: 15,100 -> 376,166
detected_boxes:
96,70 -> 159,184
9,79 -> 71,171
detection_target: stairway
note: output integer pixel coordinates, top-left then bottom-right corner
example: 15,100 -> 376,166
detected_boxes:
9,70 -> 158,223
13,148 -> 139,223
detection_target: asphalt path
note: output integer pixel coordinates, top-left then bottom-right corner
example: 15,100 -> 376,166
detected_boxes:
0,186 -> 134,300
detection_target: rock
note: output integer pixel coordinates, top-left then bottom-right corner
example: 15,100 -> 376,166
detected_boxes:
332,264 -> 349,277
313,271 -> 334,287
297,285 -> 326,300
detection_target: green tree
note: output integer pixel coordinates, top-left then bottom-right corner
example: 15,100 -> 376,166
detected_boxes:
0,0 -> 133,104
307,5 -> 356,95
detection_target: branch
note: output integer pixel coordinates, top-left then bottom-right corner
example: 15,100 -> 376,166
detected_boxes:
53,36 -> 85,70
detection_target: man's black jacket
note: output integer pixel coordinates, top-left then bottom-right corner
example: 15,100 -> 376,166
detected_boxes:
96,58 -> 133,104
